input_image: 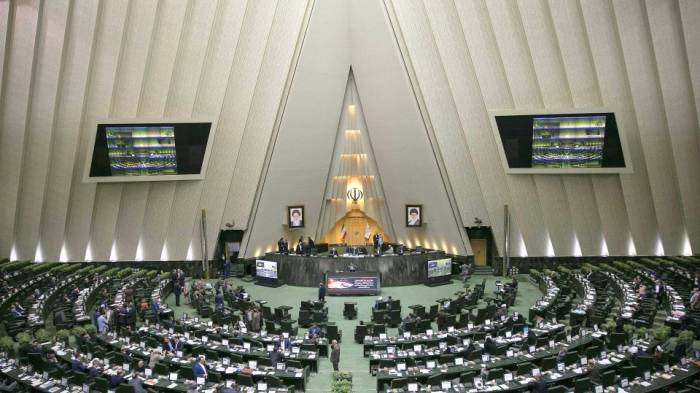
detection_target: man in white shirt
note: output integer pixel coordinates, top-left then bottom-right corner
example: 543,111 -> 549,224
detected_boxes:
690,289 -> 700,310
97,313 -> 108,334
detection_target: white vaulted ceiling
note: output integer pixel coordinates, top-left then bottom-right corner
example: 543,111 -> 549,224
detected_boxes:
1,0 -> 698,261
385,0 -> 700,257
0,0 -> 313,262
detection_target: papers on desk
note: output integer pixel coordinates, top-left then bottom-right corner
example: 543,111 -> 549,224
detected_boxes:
295,372 -> 303,377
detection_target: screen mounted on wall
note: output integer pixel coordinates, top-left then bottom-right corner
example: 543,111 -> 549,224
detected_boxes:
85,121 -> 214,182
491,110 -> 630,174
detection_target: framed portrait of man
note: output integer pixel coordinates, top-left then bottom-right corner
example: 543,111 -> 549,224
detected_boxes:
288,206 -> 304,228
406,205 -> 422,227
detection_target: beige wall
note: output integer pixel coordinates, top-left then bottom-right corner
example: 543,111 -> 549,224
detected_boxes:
1,0 -> 698,261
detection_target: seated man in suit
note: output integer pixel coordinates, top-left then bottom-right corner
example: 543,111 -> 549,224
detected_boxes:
193,356 -> 208,380
163,337 -> 175,353
529,373 -> 547,393
71,356 -> 88,372
279,336 -> 292,351
173,336 -> 184,352
270,347 -> 284,368
87,359 -> 103,379
109,369 -> 126,389
308,323 -> 321,338
129,372 -> 147,393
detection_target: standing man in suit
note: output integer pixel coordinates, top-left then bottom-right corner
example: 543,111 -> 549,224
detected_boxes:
223,257 -> 231,279
654,280 -> 665,302
152,298 -> 161,324
193,356 -> 208,380
278,238 -> 286,254
174,279 -> 182,307
318,282 -> 326,302
330,340 -> 340,371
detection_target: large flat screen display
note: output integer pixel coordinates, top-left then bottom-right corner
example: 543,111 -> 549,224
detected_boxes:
427,258 -> 452,278
255,260 -> 278,280
85,121 -> 213,182
492,111 -> 630,174
326,271 -> 380,295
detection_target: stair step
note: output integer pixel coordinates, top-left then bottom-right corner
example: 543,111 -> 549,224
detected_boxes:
473,267 -> 494,275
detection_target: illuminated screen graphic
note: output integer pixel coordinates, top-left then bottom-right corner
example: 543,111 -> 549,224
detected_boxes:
88,122 -> 211,179
493,112 -> 625,170
106,126 -> 177,176
531,116 -> 605,168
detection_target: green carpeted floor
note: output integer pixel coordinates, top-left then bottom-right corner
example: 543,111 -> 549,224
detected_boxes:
161,274 -> 542,392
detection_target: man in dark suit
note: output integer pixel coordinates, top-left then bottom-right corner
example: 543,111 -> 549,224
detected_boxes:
318,282 -> 326,302
172,337 -> 184,352
330,340 -> 340,371
270,348 -> 284,367
109,370 -> 126,389
654,280 -> 666,302
71,356 -> 87,372
174,280 -> 182,307
278,238 -> 285,253
530,374 -> 547,392
87,360 -> 102,379
193,356 -> 208,380
163,337 -> 175,353
151,298 -> 161,323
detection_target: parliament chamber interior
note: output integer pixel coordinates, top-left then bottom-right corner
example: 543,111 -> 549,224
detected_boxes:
0,1 -> 699,392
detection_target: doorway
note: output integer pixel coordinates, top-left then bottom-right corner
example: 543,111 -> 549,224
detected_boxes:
471,239 -> 487,266
465,226 -> 497,268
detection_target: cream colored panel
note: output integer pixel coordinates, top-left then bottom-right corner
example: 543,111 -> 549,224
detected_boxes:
139,0 -> 189,117
482,0 -> 551,256
158,0 -> 219,260
135,0 -> 188,261
173,0 -> 258,260
39,0 -> 100,261
140,183 -> 175,260
0,1 -> 10,99
647,0 -> 700,253
91,0 -> 158,261
680,1 -> 700,136
225,0 -> 311,258
580,0 -> 658,255
113,183 -> 148,260
0,0 -> 40,257
614,0 -> 685,254
515,0 -> 575,255
547,0 -> 621,256
63,0 -> 129,261
422,0 -> 516,254
517,0 -> 570,107
242,0 -> 350,256
455,0 -> 546,256
88,183 -> 122,260
562,176 -> 602,255
165,0 -> 272,261
533,177 -> 575,255
591,175 -> 630,255
390,0 -> 488,229
14,0 -> 71,260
